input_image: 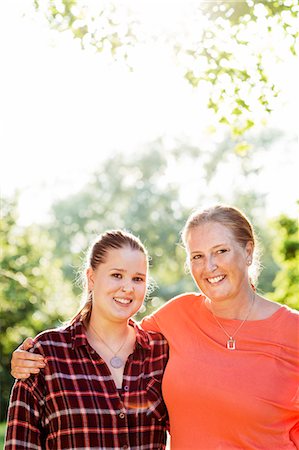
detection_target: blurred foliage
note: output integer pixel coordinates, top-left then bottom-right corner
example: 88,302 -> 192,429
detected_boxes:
0,198 -> 77,421
46,139 -> 283,304
0,422 -> 5,448
267,210 -> 299,309
47,146 -> 196,310
179,0 -> 298,140
1,143 -> 296,420
32,0 -> 298,141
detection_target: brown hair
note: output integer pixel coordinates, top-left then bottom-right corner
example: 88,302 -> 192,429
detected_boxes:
71,230 -> 148,324
181,205 -> 261,285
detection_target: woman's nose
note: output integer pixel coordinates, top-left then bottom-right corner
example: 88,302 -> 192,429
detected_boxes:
206,256 -> 217,272
121,282 -> 134,292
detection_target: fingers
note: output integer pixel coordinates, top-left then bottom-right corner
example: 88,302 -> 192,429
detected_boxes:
20,337 -> 34,351
11,367 -> 41,380
11,357 -> 46,380
11,372 -> 31,380
11,339 -> 46,380
13,350 -> 45,362
11,360 -> 44,378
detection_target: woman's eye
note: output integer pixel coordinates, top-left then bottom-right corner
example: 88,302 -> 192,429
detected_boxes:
133,277 -> 145,283
217,249 -> 227,254
193,254 -> 202,260
112,273 -> 122,279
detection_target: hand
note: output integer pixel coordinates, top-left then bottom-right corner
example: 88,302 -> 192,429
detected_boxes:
11,338 -> 46,379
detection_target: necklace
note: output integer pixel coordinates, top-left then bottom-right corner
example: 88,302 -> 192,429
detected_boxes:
89,323 -> 129,368
210,292 -> 255,350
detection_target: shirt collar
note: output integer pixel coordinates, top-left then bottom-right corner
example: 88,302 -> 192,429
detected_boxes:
129,318 -> 151,350
70,316 -> 151,351
70,317 -> 88,349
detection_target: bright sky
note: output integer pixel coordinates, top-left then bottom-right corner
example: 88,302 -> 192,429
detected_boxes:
1,0 -> 298,225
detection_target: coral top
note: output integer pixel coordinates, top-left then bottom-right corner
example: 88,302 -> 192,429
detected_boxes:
142,293 -> 299,449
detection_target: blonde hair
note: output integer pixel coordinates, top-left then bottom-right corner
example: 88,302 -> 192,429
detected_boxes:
181,205 -> 261,286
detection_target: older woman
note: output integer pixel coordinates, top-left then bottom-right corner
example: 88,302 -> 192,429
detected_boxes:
142,205 -> 299,449
10,205 -> 299,449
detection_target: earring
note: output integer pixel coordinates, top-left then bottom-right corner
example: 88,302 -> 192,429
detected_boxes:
247,259 -> 252,266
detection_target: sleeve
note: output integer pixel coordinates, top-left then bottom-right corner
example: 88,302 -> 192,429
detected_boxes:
5,378 -> 44,449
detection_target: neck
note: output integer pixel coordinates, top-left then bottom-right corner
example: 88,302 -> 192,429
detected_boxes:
205,289 -> 255,320
88,313 -> 130,343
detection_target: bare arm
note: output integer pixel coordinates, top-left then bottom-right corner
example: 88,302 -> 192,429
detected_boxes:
11,338 -> 46,379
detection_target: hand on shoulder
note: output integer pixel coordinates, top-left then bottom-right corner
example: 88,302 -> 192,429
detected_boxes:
11,338 -> 46,380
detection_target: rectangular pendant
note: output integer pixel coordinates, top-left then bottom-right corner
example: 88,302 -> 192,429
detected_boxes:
227,339 -> 236,350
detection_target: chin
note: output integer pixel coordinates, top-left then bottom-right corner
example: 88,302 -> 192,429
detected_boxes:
204,290 -> 229,302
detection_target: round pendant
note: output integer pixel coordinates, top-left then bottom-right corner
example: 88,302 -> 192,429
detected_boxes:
110,356 -> 124,369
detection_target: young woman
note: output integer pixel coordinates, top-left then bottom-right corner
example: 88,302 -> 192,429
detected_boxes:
5,230 -> 168,449
10,205 -> 299,449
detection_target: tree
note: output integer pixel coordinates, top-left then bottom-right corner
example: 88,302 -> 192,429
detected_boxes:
46,141 -> 282,310
47,146 -> 195,313
267,211 -> 299,310
0,198 -> 76,421
183,1 -> 298,138
31,0 -> 298,140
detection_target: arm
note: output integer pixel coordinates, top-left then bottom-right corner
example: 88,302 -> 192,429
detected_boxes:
11,338 -> 46,380
5,369 -> 45,448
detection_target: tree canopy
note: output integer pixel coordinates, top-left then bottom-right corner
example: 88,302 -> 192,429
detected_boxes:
32,0 -> 298,141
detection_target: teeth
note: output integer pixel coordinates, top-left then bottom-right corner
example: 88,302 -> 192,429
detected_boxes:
208,275 -> 225,284
114,297 -> 131,304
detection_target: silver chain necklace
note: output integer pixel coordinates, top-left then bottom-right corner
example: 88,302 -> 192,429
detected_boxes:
89,323 -> 130,368
210,292 -> 255,350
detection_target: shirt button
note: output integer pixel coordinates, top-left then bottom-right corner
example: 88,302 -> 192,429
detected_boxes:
122,446 -> 129,450
124,385 -> 129,391
119,412 -> 125,419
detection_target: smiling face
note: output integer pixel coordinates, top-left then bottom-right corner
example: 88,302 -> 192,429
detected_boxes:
186,221 -> 253,303
87,246 -> 148,324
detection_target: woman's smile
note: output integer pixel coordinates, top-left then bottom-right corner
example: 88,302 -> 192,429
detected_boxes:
206,275 -> 226,284
113,296 -> 133,306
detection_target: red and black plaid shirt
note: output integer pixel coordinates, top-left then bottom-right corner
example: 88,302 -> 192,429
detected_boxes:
5,318 -> 169,449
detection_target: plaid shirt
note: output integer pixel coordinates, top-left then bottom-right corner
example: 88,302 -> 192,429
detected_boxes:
5,318 -> 169,450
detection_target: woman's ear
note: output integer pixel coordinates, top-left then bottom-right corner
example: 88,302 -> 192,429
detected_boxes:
245,241 -> 254,262
86,267 -> 94,291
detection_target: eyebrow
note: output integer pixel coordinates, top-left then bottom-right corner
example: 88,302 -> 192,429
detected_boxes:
110,268 -> 146,277
190,243 -> 228,254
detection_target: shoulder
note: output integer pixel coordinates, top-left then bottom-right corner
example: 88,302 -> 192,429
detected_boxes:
276,303 -> 299,324
132,320 -> 169,359
257,296 -> 299,322
30,323 -> 72,356
259,299 -> 299,342
133,320 -> 168,345
141,292 -> 204,335
33,323 -> 71,343
154,292 -> 203,316
274,304 -> 299,351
